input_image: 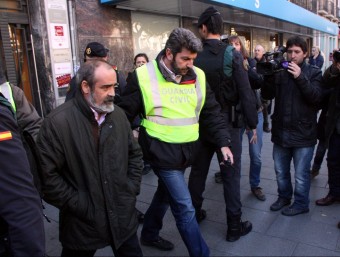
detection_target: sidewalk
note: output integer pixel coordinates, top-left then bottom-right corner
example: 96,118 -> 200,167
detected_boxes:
44,129 -> 340,256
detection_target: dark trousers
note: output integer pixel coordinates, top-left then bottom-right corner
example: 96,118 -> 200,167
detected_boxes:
312,139 -> 327,170
328,132 -> 340,197
61,233 -> 142,257
188,125 -> 242,216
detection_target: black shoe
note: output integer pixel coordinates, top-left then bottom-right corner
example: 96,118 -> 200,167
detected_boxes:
263,123 -> 271,133
281,206 -> 309,216
310,168 -> 319,179
140,236 -> 174,251
195,209 -> 207,223
226,220 -> 252,242
270,198 -> 291,211
136,209 -> 144,223
251,187 -> 266,201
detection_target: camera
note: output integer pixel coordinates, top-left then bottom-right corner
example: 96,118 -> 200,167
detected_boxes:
333,50 -> 340,63
256,46 -> 289,75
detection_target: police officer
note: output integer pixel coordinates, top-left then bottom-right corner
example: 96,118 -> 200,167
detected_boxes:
65,42 -> 110,102
118,27 -> 233,256
0,94 -> 45,257
188,6 -> 257,242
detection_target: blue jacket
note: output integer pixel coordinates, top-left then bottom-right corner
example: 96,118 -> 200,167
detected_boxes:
308,54 -> 324,69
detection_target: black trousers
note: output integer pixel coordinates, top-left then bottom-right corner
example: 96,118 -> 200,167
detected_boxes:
61,233 -> 143,257
328,132 -> 340,197
188,125 -> 242,216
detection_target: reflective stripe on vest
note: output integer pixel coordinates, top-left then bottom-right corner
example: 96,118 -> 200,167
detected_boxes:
0,82 -> 16,112
137,60 -> 206,143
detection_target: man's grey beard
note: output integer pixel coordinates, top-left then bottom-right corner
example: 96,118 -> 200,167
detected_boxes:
87,92 -> 114,113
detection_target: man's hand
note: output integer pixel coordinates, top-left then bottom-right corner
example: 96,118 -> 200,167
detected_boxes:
287,62 -> 301,78
248,129 -> 257,144
221,147 -> 234,165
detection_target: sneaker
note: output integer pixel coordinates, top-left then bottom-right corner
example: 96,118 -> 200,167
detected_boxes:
215,171 -> 223,184
195,208 -> 207,223
270,197 -> 291,211
281,205 -> 309,216
140,236 -> 174,251
251,187 -> 266,201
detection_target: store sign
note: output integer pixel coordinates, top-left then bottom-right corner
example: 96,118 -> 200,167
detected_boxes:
45,0 -> 73,105
101,0 -> 339,36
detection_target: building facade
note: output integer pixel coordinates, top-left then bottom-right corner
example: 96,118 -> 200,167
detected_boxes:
0,0 -> 339,114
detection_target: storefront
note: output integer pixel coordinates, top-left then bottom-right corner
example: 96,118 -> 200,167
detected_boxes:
0,1 -> 44,114
100,0 -> 338,67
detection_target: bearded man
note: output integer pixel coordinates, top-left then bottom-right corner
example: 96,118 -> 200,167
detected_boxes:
118,27 -> 233,257
37,60 -> 144,257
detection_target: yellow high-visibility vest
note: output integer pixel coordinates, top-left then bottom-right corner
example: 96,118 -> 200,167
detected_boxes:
137,60 -> 206,143
0,82 -> 16,112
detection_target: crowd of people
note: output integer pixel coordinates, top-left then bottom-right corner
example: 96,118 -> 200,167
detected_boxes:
1,5 -> 340,257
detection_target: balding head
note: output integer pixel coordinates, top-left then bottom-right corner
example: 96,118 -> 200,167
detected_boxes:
254,45 -> 265,60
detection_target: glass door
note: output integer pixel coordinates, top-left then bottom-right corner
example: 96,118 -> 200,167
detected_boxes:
8,24 -> 33,103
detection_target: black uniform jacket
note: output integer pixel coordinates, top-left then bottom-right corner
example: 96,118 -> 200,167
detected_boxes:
37,92 -> 143,250
118,50 -> 231,170
0,99 -> 45,256
322,64 -> 340,146
194,39 -> 258,130
262,62 -> 323,147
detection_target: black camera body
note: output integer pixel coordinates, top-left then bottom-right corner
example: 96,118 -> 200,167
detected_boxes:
333,50 -> 340,63
257,46 -> 289,75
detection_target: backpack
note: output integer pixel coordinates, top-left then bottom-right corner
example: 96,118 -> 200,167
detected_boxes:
195,41 -> 239,110
220,45 -> 239,108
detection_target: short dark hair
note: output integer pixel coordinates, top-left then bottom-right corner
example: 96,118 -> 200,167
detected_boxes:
164,28 -> 202,57
76,60 -> 113,90
197,6 -> 223,35
286,36 -> 307,53
134,53 -> 149,65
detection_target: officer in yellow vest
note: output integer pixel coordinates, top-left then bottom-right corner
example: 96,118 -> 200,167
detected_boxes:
118,28 -> 233,257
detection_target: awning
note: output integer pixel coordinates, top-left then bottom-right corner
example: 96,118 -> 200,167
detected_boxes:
100,0 -> 339,36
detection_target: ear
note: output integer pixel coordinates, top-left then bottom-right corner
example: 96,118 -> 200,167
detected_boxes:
165,48 -> 173,61
201,24 -> 207,34
81,80 -> 90,94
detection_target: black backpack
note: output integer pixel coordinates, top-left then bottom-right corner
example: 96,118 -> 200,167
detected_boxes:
195,42 -> 239,110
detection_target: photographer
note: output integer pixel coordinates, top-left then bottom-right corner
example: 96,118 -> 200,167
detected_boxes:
261,36 -> 323,216
315,49 -> 340,207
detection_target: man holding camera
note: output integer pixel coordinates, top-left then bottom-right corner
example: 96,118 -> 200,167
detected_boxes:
315,49 -> 340,207
262,36 -> 323,216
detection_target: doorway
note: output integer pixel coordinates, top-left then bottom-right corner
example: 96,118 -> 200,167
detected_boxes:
8,24 -> 34,103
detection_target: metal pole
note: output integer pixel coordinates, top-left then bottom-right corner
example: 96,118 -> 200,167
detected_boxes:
30,34 -> 44,118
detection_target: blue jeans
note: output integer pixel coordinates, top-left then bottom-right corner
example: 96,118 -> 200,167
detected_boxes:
241,112 -> 263,188
273,144 -> 314,209
141,168 -> 209,257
